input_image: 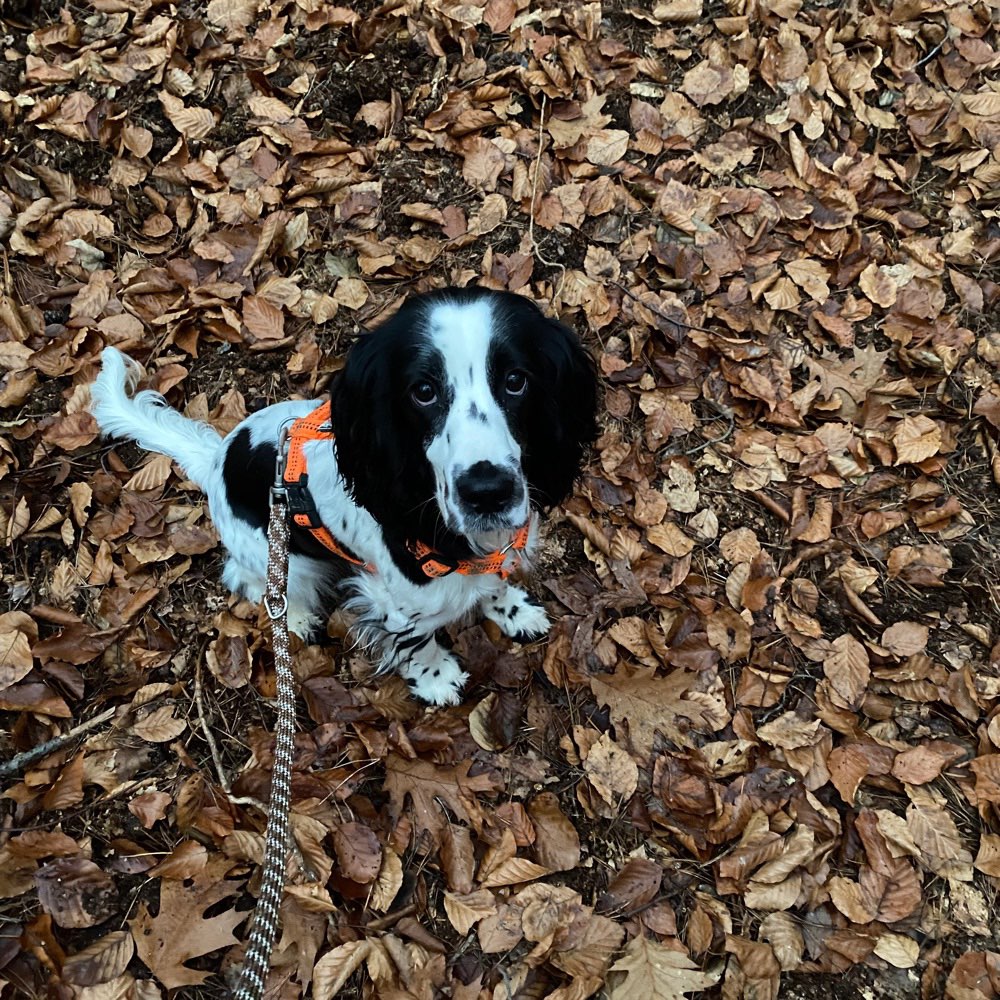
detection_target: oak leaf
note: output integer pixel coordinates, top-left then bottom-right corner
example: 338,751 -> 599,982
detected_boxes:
383,754 -> 500,846
591,668 -> 709,761
609,936 -> 720,998
130,854 -> 245,988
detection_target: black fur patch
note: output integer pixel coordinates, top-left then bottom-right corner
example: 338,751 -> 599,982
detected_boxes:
222,428 -> 355,564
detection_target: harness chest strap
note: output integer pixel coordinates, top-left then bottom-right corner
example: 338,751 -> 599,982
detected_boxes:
281,402 -> 529,579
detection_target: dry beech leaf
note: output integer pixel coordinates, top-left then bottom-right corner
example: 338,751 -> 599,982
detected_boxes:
0,627 -> 33,689
131,705 -> 186,743
874,933 -> 920,968
823,634 -> 870,709
36,859 -> 118,929
527,792 -> 581,872
205,633 -> 251,689
444,888 -> 497,934
332,822 -> 381,883
370,848 -> 403,911
893,414 -> 942,465
881,621 -> 929,657
647,521 -> 694,556
62,931 -> 135,986
159,92 -> 216,139
479,856 -> 551,889
585,732 -> 639,804
719,527 -> 760,564
312,940 -> 372,1000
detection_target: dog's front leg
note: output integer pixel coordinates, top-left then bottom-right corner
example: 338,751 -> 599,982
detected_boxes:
345,576 -> 471,706
386,632 -> 469,706
480,579 -> 549,642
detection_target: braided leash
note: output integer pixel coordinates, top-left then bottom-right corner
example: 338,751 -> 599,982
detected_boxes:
233,448 -> 297,1000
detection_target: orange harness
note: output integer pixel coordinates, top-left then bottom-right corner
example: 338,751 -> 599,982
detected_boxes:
280,402 -> 530,580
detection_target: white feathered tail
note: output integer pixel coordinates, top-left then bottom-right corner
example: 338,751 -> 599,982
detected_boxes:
90,347 -> 223,490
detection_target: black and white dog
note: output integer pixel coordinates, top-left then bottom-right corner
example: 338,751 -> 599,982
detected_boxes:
91,287 -> 596,705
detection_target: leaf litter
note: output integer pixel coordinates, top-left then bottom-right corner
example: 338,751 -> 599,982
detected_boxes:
1,0 -> 1000,997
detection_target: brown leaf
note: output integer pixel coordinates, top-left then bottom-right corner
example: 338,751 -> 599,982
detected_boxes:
242,294 -> 285,340
332,822 -> 381,883
206,633 -> 251,689
62,931 -> 134,986
527,793 -> 581,872
585,732 -> 639,804
444,888 -> 497,935
0,625 -> 33,690
383,754 -> 501,847
35,859 -> 118,929
609,936 -> 720,998
128,791 -> 172,829
592,668 -> 713,761
881,621 -> 929,657
131,705 -> 186,743
893,415 -> 942,465
130,854 -> 245,989
598,858 -> 663,914
823,634 -> 870,710
313,940 -> 372,1000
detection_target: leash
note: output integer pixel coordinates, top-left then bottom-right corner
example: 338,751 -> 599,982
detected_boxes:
233,434 -> 297,1000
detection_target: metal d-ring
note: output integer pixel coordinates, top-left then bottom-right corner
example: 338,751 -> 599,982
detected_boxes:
264,593 -> 288,620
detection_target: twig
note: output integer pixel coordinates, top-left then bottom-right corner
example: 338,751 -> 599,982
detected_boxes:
612,280 -> 716,336
915,35 -> 947,68
684,411 -> 735,455
194,642 -> 231,793
0,707 -> 117,779
751,490 -> 791,524
781,539 -> 846,576
528,95 -> 566,297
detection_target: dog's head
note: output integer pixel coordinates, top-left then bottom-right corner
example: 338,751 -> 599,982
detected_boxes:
331,288 -> 597,548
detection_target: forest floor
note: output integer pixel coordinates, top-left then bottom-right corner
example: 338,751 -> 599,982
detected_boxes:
2,0 -> 1000,997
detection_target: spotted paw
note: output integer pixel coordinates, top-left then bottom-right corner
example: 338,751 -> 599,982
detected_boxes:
401,645 -> 469,706
484,586 -> 549,642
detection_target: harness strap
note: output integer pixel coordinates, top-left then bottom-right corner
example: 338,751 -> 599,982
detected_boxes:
283,402 -> 373,570
408,522 -> 530,579
282,402 -> 529,580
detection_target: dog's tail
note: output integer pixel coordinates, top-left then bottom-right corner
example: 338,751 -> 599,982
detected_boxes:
90,347 -> 223,490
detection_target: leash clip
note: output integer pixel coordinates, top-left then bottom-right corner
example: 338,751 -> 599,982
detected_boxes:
270,424 -> 291,507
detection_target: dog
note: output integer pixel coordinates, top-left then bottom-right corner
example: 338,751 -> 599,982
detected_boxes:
90,287 -> 597,705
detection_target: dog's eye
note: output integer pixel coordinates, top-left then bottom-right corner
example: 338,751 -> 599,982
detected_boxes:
505,371 -> 527,396
411,381 -> 437,406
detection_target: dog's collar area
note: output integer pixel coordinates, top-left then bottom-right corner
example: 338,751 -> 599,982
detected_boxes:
406,521 -> 531,579
279,402 -> 529,580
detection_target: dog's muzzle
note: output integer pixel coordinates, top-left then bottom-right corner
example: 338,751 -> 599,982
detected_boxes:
455,461 -> 523,517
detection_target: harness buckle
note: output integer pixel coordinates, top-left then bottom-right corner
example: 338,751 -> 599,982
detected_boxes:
284,473 -> 322,529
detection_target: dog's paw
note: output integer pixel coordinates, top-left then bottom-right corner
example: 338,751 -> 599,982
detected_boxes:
288,607 -> 323,642
400,645 -> 469,706
484,586 -> 549,642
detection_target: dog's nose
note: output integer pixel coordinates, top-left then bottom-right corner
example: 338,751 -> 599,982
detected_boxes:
455,462 -> 518,515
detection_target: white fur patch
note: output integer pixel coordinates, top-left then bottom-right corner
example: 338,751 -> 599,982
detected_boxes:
423,299 -> 528,539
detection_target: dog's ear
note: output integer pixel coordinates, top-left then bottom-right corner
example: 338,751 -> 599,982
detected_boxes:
330,327 -> 434,527
522,312 -> 598,507
329,332 -> 395,506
